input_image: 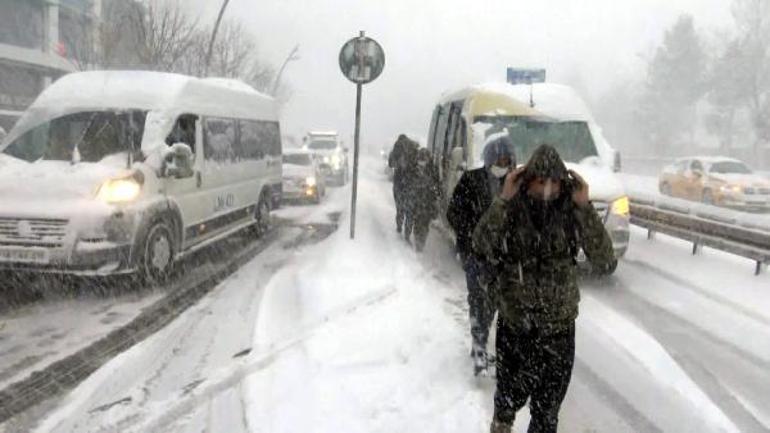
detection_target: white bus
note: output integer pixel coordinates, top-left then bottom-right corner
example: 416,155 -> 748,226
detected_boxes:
428,82 -> 630,268
0,71 -> 282,283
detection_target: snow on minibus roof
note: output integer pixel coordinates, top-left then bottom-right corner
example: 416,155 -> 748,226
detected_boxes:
439,82 -> 595,123
29,71 -> 273,114
4,71 -> 276,146
507,83 -> 596,123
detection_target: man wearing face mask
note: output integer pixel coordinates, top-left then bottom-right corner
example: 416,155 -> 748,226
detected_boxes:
447,134 -> 516,376
473,144 -> 614,433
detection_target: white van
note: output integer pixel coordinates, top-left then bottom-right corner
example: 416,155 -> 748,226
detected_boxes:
0,71 -> 282,282
303,131 -> 349,185
428,82 -> 630,266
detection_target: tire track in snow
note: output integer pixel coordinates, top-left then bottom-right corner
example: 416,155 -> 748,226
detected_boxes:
623,258 -> 770,328
588,278 -> 770,433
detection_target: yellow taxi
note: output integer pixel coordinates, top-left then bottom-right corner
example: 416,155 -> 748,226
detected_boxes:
658,156 -> 770,211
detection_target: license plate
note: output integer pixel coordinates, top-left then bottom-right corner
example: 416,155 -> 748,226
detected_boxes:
0,247 -> 50,264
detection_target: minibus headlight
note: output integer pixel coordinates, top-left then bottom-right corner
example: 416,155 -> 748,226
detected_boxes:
97,178 -> 142,203
611,196 -> 630,217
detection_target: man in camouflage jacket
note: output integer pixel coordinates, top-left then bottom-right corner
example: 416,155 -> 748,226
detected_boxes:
473,144 -> 615,433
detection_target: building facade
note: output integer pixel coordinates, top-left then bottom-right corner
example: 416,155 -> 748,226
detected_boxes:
0,0 -> 101,132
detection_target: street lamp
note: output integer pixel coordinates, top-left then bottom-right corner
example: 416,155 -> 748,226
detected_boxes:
271,45 -> 300,96
204,0 -> 231,76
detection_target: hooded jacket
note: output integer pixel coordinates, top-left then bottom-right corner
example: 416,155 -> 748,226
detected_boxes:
472,145 -> 614,334
447,136 -> 515,261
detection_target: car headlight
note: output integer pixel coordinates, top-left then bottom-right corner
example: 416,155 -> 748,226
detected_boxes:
97,178 -> 142,203
305,176 -> 317,187
323,156 -> 331,163
331,154 -> 342,167
610,196 -> 630,217
720,185 -> 742,193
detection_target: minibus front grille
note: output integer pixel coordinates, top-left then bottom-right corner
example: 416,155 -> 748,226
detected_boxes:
0,217 -> 69,246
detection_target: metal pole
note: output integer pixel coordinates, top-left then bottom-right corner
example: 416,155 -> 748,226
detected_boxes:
204,0 -> 231,76
271,45 -> 300,96
350,82 -> 363,239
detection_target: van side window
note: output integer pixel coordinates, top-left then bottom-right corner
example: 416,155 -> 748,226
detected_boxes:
204,117 -> 236,162
166,114 -> 197,153
238,120 -> 281,159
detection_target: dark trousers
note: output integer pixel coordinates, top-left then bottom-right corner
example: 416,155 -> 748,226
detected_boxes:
394,184 -> 407,231
465,257 -> 495,353
494,318 -> 575,432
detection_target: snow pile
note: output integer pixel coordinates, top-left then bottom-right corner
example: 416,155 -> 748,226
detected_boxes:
244,166 -> 490,432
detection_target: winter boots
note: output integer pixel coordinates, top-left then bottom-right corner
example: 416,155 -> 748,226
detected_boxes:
490,419 -> 512,433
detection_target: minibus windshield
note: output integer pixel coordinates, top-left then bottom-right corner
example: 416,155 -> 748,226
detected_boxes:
1,110 -> 147,163
307,140 -> 337,150
475,116 -> 598,164
283,153 -> 313,166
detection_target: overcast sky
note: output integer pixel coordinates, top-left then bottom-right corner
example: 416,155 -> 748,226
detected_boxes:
189,0 -> 732,151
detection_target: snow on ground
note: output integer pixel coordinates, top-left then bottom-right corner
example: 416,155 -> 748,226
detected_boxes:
17,158 -> 767,433
0,290 -> 163,391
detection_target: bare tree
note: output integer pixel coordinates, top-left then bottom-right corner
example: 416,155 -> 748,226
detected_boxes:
730,0 -> 770,155
122,0 -> 199,72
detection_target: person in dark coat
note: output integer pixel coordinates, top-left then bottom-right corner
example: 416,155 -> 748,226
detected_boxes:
447,134 -> 516,375
403,148 -> 439,251
388,134 -> 419,233
473,144 -> 615,433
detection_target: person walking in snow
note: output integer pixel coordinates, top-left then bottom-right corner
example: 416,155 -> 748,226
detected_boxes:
403,148 -> 439,251
447,134 -> 516,376
388,134 -> 419,233
473,144 -> 615,433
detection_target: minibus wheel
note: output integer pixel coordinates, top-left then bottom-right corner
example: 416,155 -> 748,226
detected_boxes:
139,220 -> 175,285
255,195 -> 271,236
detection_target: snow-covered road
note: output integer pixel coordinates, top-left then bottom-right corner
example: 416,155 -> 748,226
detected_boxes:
3,159 -> 769,433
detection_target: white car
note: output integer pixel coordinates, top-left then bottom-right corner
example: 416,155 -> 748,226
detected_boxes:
282,150 -> 326,204
0,71 -> 282,283
304,131 -> 349,185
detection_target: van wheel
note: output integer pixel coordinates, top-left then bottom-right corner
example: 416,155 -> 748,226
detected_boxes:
139,221 -> 175,285
255,195 -> 271,236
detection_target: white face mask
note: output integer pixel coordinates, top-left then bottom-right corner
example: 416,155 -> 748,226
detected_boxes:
489,165 -> 509,178
418,161 -> 428,168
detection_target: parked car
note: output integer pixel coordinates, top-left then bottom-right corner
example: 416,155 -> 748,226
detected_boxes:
282,149 -> 325,204
0,71 -> 281,283
303,131 -> 349,185
659,156 -> 770,211
428,82 -> 630,271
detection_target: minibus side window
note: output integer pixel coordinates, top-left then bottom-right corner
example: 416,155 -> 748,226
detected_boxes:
236,120 -> 281,160
166,114 -> 197,153
203,117 -> 237,163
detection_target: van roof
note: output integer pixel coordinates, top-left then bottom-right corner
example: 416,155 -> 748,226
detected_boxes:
438,82 -> 596,123
438,83 -> 543,118
29,71 -> 276,120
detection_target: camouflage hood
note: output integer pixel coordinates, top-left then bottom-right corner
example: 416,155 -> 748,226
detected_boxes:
523,144 -> 569,183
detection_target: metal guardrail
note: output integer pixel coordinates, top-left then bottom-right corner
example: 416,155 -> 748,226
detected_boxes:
629,198 -> 770,275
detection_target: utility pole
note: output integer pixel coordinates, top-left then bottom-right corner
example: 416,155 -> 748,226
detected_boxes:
204,0 -> 231,76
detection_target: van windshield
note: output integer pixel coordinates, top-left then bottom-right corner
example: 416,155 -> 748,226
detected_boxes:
283,153 -> 313,166
307,140 -> 337,150
474,116 -> 598,164
1,110 -> 147,163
